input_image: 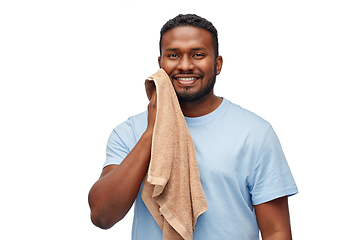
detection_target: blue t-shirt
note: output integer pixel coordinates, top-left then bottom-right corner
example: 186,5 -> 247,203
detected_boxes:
105,98 -> 298,240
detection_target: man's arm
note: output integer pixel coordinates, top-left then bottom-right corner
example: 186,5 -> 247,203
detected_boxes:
88,90 -> 157,229
254,196 -> 292,240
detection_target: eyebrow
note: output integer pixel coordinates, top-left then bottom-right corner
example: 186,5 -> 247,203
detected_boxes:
165,48 -> 179,52
191,47 -> 207,51
165,47 -> 207,52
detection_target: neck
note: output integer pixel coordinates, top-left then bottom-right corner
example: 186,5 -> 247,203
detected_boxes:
180,92 -> 223,118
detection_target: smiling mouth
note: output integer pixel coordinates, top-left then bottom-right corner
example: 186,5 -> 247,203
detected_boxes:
174,76 -> 200,86
175,77 -> 199,81
173,73 -> 202,82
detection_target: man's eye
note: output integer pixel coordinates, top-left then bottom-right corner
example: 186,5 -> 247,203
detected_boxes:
168,54 -> 179,58
193,53 -> 204,58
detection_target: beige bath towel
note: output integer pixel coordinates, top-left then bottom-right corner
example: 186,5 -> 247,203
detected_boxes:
141,69 -> 207,240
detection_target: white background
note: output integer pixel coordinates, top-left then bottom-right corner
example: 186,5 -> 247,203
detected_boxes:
1,0 -> 359,239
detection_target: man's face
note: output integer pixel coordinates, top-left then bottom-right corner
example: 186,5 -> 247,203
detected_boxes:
158,26 -> 222,103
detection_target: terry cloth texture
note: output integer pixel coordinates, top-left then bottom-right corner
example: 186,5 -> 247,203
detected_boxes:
141,69 -> 207,240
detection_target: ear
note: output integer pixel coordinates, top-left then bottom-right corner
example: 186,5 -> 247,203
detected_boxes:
158,56 -> 162,68
215,55 -> 223,75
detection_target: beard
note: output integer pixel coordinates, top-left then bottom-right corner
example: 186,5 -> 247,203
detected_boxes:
175,64 -> 217,103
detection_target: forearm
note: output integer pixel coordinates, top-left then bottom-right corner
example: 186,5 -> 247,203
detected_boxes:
88,131 -> 152,229
261,231 -> 292,240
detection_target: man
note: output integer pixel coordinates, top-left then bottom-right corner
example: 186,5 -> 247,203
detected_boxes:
88,14 -> 298,240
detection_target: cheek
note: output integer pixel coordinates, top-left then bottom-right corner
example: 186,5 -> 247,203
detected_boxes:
160,60 -> 176,74
195,59 -> 215,73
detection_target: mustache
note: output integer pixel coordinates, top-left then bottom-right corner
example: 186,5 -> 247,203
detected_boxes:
170,71 -> 204,79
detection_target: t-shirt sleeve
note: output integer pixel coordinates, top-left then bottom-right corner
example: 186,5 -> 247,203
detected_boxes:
249,124 -> 298,205
104,120 -> 134,168
103,112 -> 147,169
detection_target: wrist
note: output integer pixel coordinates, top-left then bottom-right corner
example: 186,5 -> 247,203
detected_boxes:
141,129 -> 153,144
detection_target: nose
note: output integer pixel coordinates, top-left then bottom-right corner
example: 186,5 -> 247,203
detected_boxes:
177,55 -> 194,71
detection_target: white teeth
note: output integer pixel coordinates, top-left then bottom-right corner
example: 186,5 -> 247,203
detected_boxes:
178,77 -> 197,81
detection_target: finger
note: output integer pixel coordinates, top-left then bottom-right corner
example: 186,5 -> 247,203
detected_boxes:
150,89 -> 157,108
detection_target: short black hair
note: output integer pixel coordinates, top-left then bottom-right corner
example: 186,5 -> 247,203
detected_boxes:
159,14 -> 219,58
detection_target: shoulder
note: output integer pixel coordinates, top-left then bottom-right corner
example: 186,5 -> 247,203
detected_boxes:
222,98 -> 271,132
108,111 -> 148,149
113,111 -> 148,136
105,111 -> 148,167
